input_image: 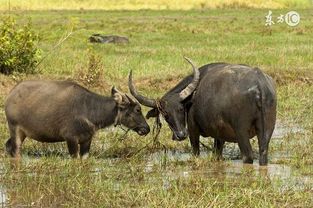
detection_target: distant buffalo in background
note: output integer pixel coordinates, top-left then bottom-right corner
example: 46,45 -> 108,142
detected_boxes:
89,34 -> 129,44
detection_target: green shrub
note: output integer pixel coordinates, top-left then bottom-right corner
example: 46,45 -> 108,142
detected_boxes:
76,51 -> 103,87
0,17 -> 41,75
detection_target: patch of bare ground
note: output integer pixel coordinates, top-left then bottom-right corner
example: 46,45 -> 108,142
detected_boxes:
266,70 -> 313,86
132,70 -> 313,93
137,74 -> 184,91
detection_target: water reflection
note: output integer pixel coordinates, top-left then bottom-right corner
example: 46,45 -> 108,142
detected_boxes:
272,121 -> 305,139
0,163 -> 6,207
147,150 -> 313,191
0,186 -> 7,208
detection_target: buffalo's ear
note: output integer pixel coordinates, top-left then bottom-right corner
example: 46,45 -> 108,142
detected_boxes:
111,86 -> 129,108
146,108 -> 159,119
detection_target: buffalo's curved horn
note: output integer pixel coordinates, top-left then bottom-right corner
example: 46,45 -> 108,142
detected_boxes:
179,57 -> 200,100
128,70 -> 157,108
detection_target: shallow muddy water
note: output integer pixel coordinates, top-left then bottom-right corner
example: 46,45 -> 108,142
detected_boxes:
0,186 -> 6,208
272,120 -> 305,139
0,121 -> 311,207
146,149 -> 313,191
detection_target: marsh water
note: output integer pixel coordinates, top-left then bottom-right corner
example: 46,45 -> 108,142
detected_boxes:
0,121 -> 312,207
271,121 -> 305,139
0,186 -> 6,208
145,150 -> 312,191
147,121 -> 311,192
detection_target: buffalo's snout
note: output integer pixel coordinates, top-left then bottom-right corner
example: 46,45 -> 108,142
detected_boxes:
135,125 -> 150,136
172,130 -> 188,141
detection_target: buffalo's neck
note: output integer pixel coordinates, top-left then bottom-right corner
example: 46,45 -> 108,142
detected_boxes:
80,93 -> 118,129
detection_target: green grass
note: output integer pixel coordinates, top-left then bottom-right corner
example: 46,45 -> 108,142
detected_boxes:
0,0 -> 312,10
0,9 -> 313,207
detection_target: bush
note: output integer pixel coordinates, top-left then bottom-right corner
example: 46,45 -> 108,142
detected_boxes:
0,17 -> 41,75
76,51 -> 103,87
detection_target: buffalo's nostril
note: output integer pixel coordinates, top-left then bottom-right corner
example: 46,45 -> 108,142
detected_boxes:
138,126 -> 150,136
144,126 -> 150,134
176,131 -> 187,140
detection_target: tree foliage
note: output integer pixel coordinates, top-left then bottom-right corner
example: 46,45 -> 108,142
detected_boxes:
0,17 -> 41,75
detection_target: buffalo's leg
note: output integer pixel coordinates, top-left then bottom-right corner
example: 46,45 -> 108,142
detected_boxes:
236,132 -> 253,164
63,118 -> 94,159
213,139 -> 225,160
257,138 -> 269,166
190,134 -> 200,156
5,124 -> 15,156
66,139 -> 79,158
187,113 -> 200,156
5,138 -> 15,157
188,127 -> 200,156
6,126 -> 26,158
257,126 -> 273,166
80,140 -> 91,159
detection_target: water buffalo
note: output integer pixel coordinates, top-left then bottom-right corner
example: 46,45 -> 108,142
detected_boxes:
129,57 -> 276,165
4,80 -> 150,158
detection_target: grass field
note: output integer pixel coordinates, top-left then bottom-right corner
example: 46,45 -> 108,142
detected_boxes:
0,0 -> 312,10
0,8 -> 313,207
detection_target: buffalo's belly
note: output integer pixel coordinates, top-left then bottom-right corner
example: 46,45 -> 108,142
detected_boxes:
31,135 -> 65,143
200,121 -> 237,142
199,119 -> 257,142
215,121 -> 237,142
201,128 -> 238,143
20,125 -> 64,143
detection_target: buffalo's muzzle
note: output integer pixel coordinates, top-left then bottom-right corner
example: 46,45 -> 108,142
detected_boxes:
172,130 -> 188,141
135,126 -> 150,136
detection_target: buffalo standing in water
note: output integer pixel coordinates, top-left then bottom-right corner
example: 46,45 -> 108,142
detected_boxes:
129,58 -> 276,165
5,81 -> 150,158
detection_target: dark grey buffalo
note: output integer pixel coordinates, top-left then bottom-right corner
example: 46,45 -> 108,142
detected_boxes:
129,58 -> 276,165
4,80 -> 150,158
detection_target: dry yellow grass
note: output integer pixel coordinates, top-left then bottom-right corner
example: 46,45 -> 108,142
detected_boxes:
0,0 -> 311,10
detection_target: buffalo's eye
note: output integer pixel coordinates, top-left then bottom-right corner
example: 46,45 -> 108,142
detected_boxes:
134,106 -> 141,113
178,107 -> 184,112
